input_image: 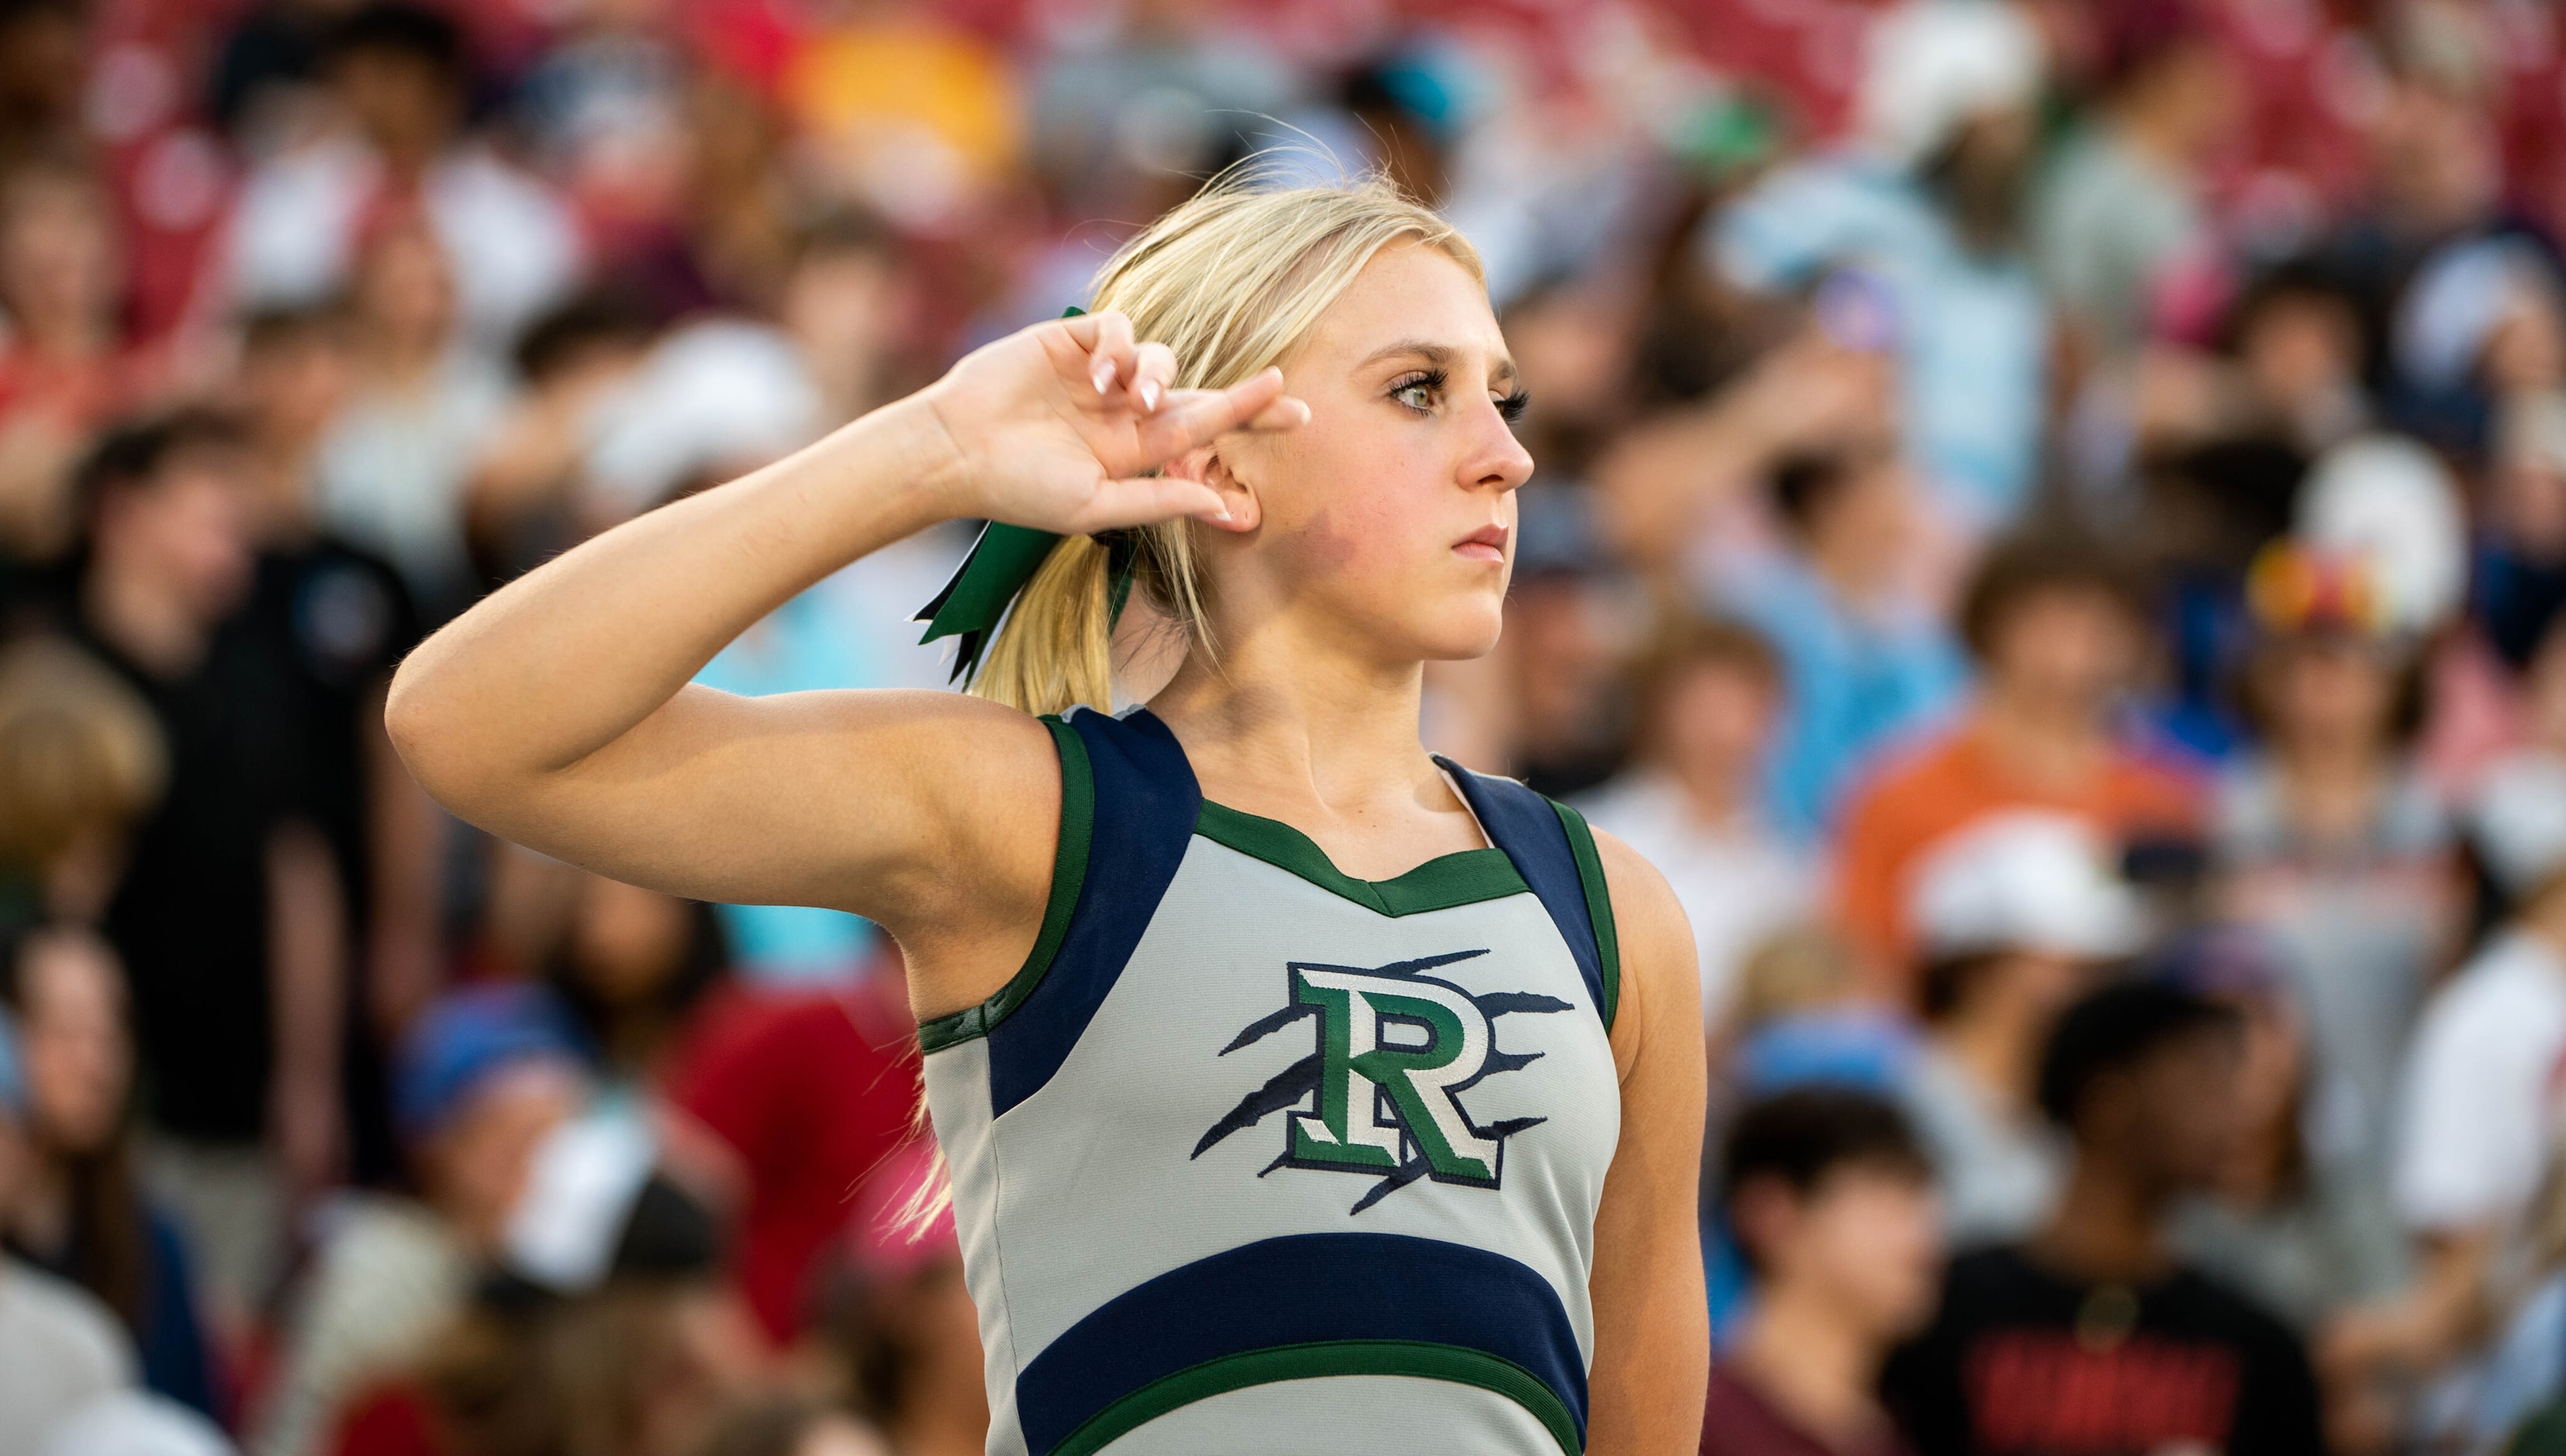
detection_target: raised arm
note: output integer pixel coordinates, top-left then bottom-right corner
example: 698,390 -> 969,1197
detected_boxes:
385,312 -> 1304,1007
1584,829 -> 1709,1455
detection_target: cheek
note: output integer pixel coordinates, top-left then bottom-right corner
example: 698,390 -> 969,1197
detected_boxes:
1265,413 -> 1446,573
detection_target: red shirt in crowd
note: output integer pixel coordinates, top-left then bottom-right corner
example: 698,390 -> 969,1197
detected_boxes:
665,970 -> 924,1344
1703,1361 -> 1913,1456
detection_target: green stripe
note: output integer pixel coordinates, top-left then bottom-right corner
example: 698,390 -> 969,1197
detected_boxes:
1193,801 -> 1528,916
1049,1339 -> 1580,1456
918,716 -> 1094,1052
1549,802 -> 1619,1030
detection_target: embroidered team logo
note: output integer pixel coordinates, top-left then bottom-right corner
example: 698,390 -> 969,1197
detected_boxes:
1192,949 -> 1569,1213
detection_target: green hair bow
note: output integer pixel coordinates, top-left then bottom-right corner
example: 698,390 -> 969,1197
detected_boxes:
913,308 -> 1141,686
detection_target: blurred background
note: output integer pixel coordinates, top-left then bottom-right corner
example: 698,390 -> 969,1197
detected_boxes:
6,0 -> 2566,1453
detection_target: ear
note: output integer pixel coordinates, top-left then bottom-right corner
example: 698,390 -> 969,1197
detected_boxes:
1163,443 -> 1260,533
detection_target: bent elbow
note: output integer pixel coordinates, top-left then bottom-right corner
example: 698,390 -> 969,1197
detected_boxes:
382,652 -> 471,806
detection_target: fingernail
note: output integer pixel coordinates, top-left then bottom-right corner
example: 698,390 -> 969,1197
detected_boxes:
1139,380 -> 1160,411
1092,359 -> 1114,393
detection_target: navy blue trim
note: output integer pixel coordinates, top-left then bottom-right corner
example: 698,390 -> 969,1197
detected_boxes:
1435,759 -> 1608,1025
1014,1232 -> 1587,1455
987,707 -> 1201,1117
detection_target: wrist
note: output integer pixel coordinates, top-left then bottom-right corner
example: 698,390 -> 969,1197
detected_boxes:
869,389 -> 979,524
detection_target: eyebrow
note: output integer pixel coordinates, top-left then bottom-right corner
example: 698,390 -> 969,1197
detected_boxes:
1359,339 -> 1520,387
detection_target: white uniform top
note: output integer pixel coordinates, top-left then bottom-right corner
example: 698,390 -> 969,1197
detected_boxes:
920,706 -> 1625,1456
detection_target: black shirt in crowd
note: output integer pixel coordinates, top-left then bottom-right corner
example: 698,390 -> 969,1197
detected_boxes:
82,612 -> 313,1146
1880,1246 -> 2328,1456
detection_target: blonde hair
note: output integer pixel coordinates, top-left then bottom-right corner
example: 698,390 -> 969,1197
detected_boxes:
969,170 -> 1483,716
0,636 -> 165,874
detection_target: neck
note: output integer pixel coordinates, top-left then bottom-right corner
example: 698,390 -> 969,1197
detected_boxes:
1972,686 -> 2106,790
1735,1285 -> 1887,1448
1809,532 -> 1889,609
1939,1002 -> 2039,1113
248,450 -> 316,546
1152,625 -> 1438,817
2032,1154 -> 2171,1285
1667,756 -> 1751,827
83,560 -> 209,676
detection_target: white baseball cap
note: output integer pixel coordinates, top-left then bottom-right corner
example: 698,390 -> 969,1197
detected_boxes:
1908,809 -> 2147,961
2473,751 -> 2566,899
1857,1 -> 2047,172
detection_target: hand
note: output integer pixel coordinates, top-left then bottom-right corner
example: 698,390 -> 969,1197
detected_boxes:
1722,328 -> 1891,459
916,309 -> 1309,534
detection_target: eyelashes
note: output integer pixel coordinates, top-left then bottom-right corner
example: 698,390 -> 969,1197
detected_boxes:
1390,367 -> 1532,426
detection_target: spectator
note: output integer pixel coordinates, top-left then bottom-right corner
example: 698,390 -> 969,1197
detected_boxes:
2148,928 -> 2408,1447
1712,0 -> 2051,529
0,158 -> 161,567
827,1142 -> 986,1456
1833,533 -> 2202,982
2218,540 -> 2458,1193
0,1001 -> 140,1456
70,410 -> 347,1319
224,2 -> 580,352
1704,1088 -> 1939,1456
1577,617 -> 1811,1030
2347,752 -> 2566,1392
310,218 -> 509,625
1722,438 -> 1967,842
328,1113 -> 760,1456
544,872 -> 727,1089
665,967 -> 920,1347
1881,979 -> 2328,1456
261,983 -> 591,1456
1,925 -> 219,1420
2221,261 -> 2372,457
232,304 -> 441,1061
2032,0 -> 2238,359
0,633 -> 163,926
461,289 -> 656,590
1896,812 -> 2140,1247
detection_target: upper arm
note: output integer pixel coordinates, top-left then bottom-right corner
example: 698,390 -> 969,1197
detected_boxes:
1583,828 -> 1708,1456
406,685 -> 1062,978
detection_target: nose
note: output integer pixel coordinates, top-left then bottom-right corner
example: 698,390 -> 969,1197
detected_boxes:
1463,399 -> 1535,495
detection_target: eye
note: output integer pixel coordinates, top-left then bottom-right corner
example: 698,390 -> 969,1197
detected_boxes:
1496,388 -> 1530,425
1390,367 -> 1446,413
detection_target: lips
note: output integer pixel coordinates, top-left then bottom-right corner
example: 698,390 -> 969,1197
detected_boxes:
1454,524 -> 1509,563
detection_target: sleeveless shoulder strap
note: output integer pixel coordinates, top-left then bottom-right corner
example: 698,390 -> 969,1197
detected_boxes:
918,706 -> 1202,1118
1434,758 -> 1621,1030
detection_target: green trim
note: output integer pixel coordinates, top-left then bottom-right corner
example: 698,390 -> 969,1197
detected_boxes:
1550,801 -> 1620,1030
918,716 -> 1093,1052
1193,801 -> 1528,916
1049,1339 -> 1580,1456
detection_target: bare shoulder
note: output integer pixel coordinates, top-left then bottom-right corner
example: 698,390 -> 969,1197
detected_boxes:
1587,826 -> 1701,1080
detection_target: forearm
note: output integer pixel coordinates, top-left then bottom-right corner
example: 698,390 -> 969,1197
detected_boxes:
268,820 -> 345,1092
388,395 -> 961,812
365,687 -> 447,1033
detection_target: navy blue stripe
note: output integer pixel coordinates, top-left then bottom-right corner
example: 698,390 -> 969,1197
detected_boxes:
987,708 -> 1201,1118
1435,759 -> 1607,1022
1015,1232 -> 1587,1455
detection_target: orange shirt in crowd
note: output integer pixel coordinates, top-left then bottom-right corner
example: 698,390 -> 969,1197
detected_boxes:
1832,719 -> 2205,992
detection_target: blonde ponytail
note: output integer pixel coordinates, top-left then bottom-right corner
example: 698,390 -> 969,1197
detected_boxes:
966,165 -> 1481,716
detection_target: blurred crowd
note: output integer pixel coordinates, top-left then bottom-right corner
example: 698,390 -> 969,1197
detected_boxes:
5,0 -> 2566,1454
